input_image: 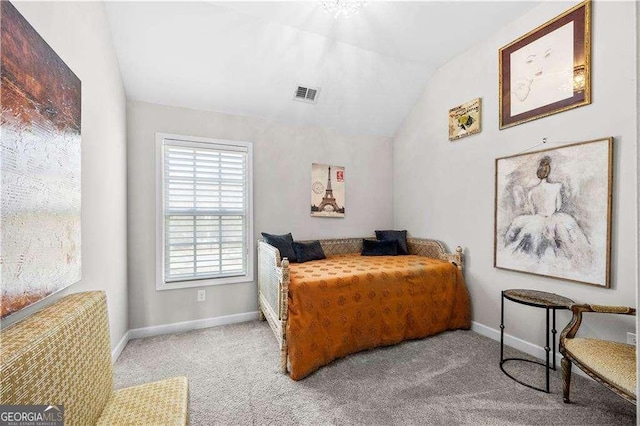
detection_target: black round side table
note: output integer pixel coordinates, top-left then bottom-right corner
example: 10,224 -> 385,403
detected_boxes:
500,289 -> 574,393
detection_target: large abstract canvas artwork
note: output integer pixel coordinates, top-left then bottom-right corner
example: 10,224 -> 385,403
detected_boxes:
494,138 -> 612,288
1,1 -> 81,318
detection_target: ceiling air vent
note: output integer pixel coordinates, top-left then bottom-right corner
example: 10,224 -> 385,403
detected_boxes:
293,85 -> 320,104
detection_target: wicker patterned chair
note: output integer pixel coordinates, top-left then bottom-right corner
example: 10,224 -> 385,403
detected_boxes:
559,304 -> 637,404
0,291 -> 189,425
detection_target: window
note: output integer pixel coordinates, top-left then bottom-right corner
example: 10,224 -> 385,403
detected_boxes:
156,133 -> 253,290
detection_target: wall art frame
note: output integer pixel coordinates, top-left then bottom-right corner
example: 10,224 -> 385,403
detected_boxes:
1,1 -> 82,318
494,137 -> 613,288
448,97 -> 482,141
499,0 -> 591,129
311,163 -> 345,218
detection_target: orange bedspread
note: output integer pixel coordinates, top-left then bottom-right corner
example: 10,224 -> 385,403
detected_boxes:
287,254 -> 471,380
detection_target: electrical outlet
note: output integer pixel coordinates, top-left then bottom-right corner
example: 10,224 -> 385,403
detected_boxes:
627,332 -> 636,345
197,289 -> 206,302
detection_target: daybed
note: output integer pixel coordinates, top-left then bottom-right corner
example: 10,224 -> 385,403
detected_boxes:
0,291 -> 190,425
258,237 -> 471,380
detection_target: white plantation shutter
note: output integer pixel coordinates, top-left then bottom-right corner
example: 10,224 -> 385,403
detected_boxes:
158,135 -> 253,287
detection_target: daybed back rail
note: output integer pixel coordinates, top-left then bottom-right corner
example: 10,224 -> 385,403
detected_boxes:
407,238 -> 463,270
299,237 -> 463,268
317,238 -> 363,256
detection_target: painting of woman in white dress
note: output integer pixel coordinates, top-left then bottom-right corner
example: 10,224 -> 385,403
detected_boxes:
494,139 -> 613,287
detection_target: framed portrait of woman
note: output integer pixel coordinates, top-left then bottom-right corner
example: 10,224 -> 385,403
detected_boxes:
494,138 -> 613,288
499,1 -> 591,129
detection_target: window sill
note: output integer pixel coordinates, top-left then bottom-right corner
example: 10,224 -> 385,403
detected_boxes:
156,274 -> 254,291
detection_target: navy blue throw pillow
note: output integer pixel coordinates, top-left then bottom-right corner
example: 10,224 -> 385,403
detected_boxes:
375,230 -> 409,255
361,239 -> 398,256
292,240 -> 327,263
261,232 -> 297,262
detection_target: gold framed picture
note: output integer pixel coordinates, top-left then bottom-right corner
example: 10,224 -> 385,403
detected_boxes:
448,98 -> 481,141
499,0 -> 591,129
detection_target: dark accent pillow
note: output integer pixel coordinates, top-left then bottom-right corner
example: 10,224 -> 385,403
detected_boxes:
361,239 -> 398,256
375,230 -> 409,255
261,232 -> 297,262
292,240 -> 327,263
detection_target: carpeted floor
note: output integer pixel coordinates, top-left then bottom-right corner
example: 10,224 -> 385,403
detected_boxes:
114,321 -> 635,425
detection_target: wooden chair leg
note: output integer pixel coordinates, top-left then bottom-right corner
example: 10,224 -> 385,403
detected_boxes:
281,345 -> 288,373
562,357 -> 572,403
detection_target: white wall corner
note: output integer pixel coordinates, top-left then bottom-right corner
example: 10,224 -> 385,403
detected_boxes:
112,330 -> 130,363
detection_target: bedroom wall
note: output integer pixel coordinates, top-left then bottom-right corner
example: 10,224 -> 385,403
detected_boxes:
636,0 -> 639,399
2,2 -> 129,350
127,100 -> 393,329
393,0 -> 638,347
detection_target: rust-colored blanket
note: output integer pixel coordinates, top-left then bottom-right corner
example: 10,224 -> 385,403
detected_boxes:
286,254 -> 471,380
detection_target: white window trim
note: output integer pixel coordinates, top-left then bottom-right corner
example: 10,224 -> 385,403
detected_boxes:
155,132 -> 254,291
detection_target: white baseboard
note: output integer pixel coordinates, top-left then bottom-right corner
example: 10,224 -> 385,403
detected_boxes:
115,314 -> 588,382
472,321 -> 548,359
128,311 -> 260,340
111,311 -> 259,362
112,330 -> 130,362
471,321 -> 590,380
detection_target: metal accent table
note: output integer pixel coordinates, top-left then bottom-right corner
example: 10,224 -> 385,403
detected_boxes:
500,289 -> 574,393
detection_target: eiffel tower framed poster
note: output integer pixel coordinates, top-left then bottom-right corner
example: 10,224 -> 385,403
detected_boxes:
311,163 -> 345,218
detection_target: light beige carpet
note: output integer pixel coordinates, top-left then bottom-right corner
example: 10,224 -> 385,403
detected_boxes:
113,321 -> 635,425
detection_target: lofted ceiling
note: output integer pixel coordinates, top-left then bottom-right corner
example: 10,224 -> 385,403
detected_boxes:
105,1 -> 539,137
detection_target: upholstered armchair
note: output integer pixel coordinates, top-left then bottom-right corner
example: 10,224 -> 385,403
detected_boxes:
1,292 -> 189,424
559,304 -> 636,404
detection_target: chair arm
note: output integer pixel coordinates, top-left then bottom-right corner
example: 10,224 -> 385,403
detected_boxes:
560,304 -> 636,345
586,305 -> 636,315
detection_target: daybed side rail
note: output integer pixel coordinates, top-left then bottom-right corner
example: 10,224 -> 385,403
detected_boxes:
407,238 -> 463,270
257,240 -> 290,373
257,240 -> 287,320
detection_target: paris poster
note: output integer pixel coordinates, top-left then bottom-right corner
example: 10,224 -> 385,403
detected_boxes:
311,163 -> 345,218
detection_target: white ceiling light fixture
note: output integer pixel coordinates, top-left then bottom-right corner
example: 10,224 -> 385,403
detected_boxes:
321,0 -> 366,20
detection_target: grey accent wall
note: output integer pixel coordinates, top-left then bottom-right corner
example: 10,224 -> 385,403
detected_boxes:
127,100 -> 393,329
2,2 -> 128,350
393,1 -> 637,344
